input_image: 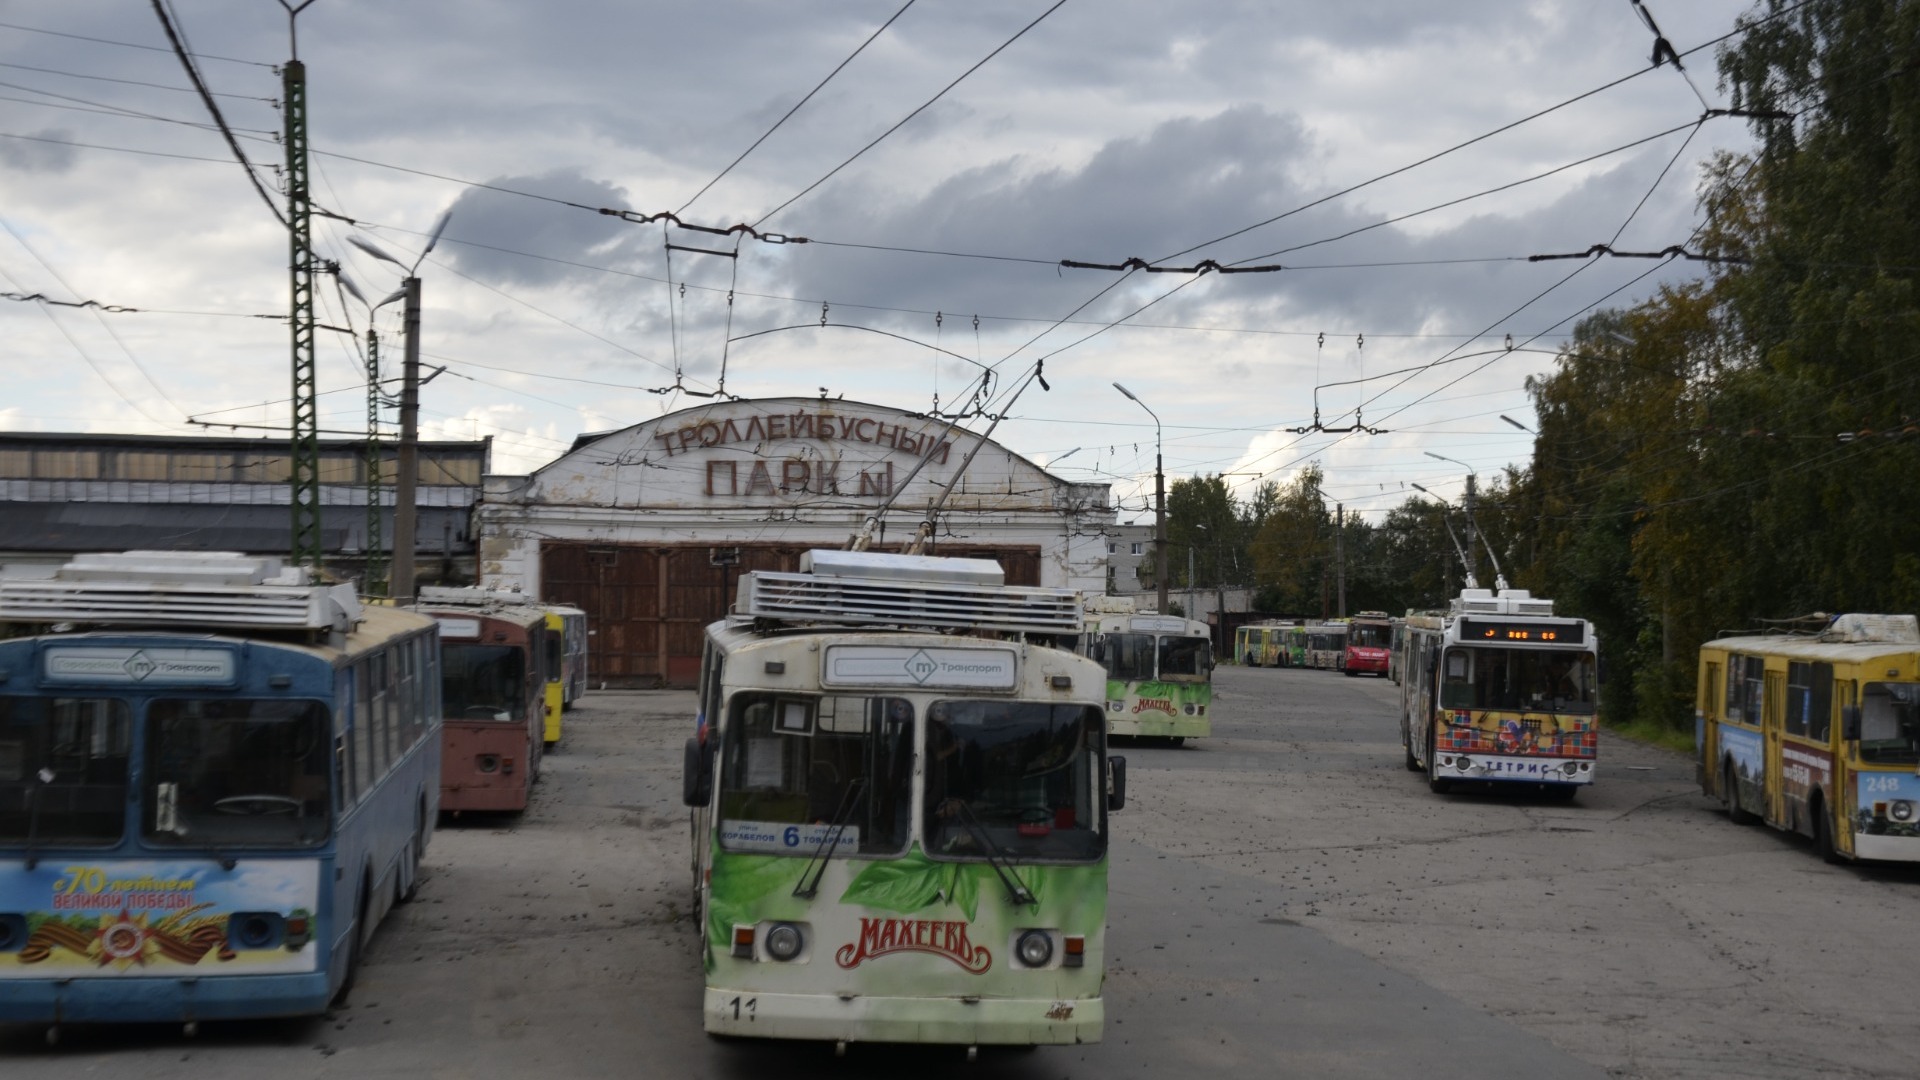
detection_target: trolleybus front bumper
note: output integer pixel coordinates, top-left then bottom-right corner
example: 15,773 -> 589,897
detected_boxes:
0,971 -> 334,1024
1431,752 -> 1595,785
703,987 -> 1103,1045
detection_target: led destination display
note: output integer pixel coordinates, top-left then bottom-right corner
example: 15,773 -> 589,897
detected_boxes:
1458,618 -> 1586,644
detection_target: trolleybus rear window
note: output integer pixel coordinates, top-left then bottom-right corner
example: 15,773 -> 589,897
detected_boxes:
0,696 -> 130,845
718,694 -> 913,856
925,701 -> 1105,863
142,699 -> 332,846
1859,682 -> 1920,765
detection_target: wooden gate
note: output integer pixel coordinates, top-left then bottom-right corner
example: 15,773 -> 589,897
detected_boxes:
540,541 -> 1042,688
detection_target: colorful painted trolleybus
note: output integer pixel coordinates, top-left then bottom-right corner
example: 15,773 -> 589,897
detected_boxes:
1697,613 -> 1920,862
416,587 -> 547,814
682,550 -> 1124,1053
1399,588 -> 1598,798
0,551 -> 441,1031
1303,622 -> 1349,671
1080,598 -> 1212,744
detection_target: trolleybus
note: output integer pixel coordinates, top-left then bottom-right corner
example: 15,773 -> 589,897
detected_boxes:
1233,621 -> 1288,667
1303,622 -> 1349,671
537,604 -> 588,745
1081,599 -> 1211,744
0,551 -> 441,1029
1697,613 -> 1920,862
682,550 -> 1123,1052
1344,612 -> 1393,677
417,587 -> 547,814
1400,588 -> 1598,797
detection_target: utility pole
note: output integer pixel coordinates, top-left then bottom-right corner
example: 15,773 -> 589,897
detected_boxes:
1187,543 -> 1196,621
283,54 -> 322,578
1334,503 -> 1346,617
1463,474 -> 1479,589
391,276 -> 422,603
363,328 -> 385,594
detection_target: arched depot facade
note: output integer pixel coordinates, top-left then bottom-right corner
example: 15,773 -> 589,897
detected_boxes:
475,397 -> 1114,687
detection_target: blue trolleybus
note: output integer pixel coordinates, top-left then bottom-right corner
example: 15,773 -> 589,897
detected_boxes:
0,552 -> 441,1035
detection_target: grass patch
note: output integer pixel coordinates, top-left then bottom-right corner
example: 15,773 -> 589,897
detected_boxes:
1601,716 -> 1695,754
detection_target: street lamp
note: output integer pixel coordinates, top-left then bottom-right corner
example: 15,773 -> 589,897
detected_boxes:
1499,415 -> 1534,433
1113,381 -> 1167,615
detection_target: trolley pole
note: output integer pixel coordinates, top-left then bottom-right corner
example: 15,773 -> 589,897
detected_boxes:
1463,474 -> 1478,588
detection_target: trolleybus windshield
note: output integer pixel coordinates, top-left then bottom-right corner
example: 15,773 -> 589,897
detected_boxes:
143,699 -> 332,846
1157,636 -> 1211,678
1859,682 -> 1920,765
924,701 -> 1104,862
0,696 -> 130,844
1350,623 -> 1391,649
718,694 -> 914,857
1441,647 -> 1596,713
442,644 -> 530,722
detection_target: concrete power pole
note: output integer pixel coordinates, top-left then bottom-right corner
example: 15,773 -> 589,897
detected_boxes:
390,276 -> 422,603
1335,503 -> 1346,617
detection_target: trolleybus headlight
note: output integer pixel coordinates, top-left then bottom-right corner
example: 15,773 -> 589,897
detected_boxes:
0,914 -> 26,952
227,912 -> 285,950
764,922 -> 804,962
1016,929 -> 1054,968
1891,800 -> 1916,823
1456,756 -> 1472,772
1561,761 -> 1580,776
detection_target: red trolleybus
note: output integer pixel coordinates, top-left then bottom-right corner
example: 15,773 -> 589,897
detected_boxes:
1344,611 -> 1393,677
1400,588 -> 1599,798
417,588 -> 547,814
0,552 -> 440,1033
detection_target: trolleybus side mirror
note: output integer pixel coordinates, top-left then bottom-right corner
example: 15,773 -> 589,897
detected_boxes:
1107,755 -> 1127,812
683,737 -> 713,807
1841,705 -> 1862,741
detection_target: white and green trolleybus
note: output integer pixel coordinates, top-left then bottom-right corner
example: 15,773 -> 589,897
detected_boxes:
1079,598 -> 1212,745
682,550 -> 1124,1053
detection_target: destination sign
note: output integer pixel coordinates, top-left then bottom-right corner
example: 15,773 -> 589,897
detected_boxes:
42,647 -> 237,686
1458,618 -> 1585,644
821,645 -> 1017,690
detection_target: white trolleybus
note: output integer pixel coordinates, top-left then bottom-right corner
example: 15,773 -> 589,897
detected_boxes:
682,550 -> 1124,1055
1399,587 -> 1598,798
0,552 -> 440,1033
1079,597 -> 1212,746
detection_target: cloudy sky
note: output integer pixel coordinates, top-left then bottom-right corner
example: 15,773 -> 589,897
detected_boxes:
1,1 -> 1764,524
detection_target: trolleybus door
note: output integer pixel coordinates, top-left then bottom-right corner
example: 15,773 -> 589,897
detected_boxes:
1763,669 -> 1787,825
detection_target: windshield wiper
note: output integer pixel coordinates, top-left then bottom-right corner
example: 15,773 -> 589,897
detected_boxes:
793,779 -> 866,899
24,767 -> 53,871
952,800 -> 1035,907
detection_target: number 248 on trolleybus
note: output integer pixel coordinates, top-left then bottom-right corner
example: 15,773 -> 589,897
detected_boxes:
1399,587 -> 1599,798
681,550 -> 1125,1054
0,552 -> 442,1032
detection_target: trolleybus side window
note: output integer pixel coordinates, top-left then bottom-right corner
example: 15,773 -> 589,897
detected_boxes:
1858,682 -> 1920,765
143,699 -> 332,845
0,696 -> 130,844
924,700 -> 1105,862
1785,662 -> 1833,741
1727,655 -> 1763,724
718,694 -> 912,856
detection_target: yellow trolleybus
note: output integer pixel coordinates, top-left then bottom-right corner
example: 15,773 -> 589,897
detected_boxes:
682,550 -> 1123,1054
1697,613 -> 1920,862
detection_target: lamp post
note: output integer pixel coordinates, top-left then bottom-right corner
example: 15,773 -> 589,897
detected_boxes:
349,213 -> 450,604
1424,451 -> 1478,583
1113,382 -> 1166,614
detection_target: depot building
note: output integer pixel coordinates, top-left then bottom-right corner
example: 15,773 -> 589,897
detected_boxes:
476,396 -> 1114,687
